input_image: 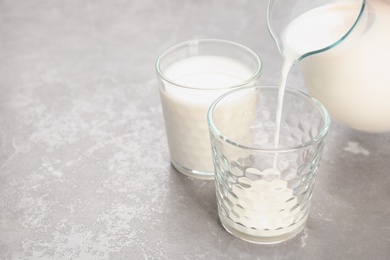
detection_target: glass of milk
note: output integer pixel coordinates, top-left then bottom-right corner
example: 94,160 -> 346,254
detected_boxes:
156,39 -> 262,179
207,85 -> 330,244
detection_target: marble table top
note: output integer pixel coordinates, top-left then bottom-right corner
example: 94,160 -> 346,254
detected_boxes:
1,0 -> 389,259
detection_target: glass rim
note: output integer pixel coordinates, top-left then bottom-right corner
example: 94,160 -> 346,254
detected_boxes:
155,38 -> 263,91
207,85 -> 331,153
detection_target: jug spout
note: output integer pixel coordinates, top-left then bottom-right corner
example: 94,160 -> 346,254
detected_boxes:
267,0 -> 366,63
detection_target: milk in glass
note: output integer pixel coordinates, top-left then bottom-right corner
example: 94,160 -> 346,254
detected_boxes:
160,55 -> 254,175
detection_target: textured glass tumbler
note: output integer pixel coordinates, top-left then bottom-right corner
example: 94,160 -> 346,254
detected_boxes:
207,86 -> 330,244
156,39 -> 262,179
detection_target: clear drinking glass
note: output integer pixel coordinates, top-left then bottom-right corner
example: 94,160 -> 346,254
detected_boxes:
156,39 -> 262,179
207,85 -> 330,244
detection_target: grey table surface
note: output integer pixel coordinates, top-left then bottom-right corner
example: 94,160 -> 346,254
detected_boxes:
1,0 -> 389,259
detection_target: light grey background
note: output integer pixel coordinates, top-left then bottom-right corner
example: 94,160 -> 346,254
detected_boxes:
0,0 -> 389,259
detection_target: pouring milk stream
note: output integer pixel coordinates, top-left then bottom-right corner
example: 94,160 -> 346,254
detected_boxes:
222,0 -> 364,233
268,0 -> 390,133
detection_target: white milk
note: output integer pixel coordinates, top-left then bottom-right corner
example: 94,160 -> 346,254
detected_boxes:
288,1 -> 390,132
247,1 -> 359,236
282,2 -> 365,60
226,1 -> 359,237
160,55 -> 255,175
222,168 -> 306,238
235,1 -> 371,237
224,0 -> 377,239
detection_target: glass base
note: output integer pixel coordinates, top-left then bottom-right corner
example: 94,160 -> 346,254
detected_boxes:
171,161 -> 214,180
219,212 -> 307,244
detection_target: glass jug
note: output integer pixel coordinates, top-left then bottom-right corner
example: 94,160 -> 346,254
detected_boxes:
268,0 -> 390,133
